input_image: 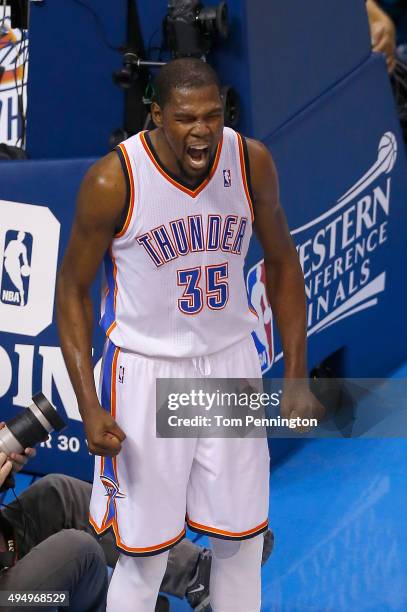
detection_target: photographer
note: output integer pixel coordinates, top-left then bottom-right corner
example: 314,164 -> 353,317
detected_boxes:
0,429 -> 109,612
366,0 -> 397,72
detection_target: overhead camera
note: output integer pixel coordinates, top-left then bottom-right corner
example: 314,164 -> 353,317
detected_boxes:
112,1 -> 240,135
113,54 -> 165,90
164,0 -> 228,58
113,0 -> 229,89
113,53 -> 142,90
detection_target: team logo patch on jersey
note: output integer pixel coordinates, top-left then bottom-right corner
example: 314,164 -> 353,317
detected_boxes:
223,169 -> 232,187
1,230 -> 33,307
100,475 -> 126,500
246,260 -> 274,374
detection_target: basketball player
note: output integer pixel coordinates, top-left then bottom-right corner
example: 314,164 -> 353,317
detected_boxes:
57,58 -> 323,611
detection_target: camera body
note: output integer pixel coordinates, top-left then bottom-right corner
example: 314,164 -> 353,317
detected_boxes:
164,0 -> 228,58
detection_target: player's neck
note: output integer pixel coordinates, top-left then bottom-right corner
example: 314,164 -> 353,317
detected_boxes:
148,128 -> 206,187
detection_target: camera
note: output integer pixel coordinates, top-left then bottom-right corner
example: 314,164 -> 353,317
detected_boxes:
0,393 -> 66,457
113,1 -> 229,89
164,0 -> 228,58
0,394 -> 65,572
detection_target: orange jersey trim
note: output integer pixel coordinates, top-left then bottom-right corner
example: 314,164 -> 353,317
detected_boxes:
249,305 -> 259,319
105,248 -> 118,338
187,517 -> 269,538
115,143 -> 135,238
113,521 -> 185,554
106,321 -> 117,336
89,511 -> 107,534
236,133 -> 255,223
140,131 -> 223,199
90,510 -> 117,536
110,347 -> 120,419
100,346 -> 121,529
101,501 -> 114,529
89,512 -> 186,554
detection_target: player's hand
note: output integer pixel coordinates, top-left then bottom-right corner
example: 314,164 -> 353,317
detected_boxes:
0,451 -> 13,488
280,380 -> 325,433
81,404 -> 126,457
0,421 -> 36,472
370,18 -> 396,73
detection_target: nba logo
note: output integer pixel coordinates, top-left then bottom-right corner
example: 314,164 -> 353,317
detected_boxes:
223,169 -> 232,187
0,230 -> 33,307
246,260 -> 274,374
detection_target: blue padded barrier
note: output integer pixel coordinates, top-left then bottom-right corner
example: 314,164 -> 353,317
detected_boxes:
260,54 -> 407,378
0,158 -> 99,480
213,0 -> 372,138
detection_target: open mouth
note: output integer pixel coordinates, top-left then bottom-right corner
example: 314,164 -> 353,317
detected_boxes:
186,144 -> 210,170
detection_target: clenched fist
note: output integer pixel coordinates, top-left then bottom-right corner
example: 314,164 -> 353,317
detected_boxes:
81,403 -> 126,457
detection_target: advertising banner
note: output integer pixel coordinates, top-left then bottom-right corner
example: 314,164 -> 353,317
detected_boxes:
0,8 -> 27,147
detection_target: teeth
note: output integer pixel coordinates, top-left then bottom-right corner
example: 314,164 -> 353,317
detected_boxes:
189,145 -> 208,151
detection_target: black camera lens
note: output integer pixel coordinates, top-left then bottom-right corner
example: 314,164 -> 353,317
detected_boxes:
0,393 -> 66,455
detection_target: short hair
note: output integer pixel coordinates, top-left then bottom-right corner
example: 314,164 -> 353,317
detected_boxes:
153,58 -> 221,108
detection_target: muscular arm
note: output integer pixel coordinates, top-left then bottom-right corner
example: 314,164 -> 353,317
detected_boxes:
247,139 -> 307,378
56,152 -> 127,454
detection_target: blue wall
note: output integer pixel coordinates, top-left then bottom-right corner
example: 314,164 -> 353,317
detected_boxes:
26,0 -> 127,158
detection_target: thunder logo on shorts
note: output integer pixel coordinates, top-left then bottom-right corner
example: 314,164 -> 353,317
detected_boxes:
1,230 -> 33,307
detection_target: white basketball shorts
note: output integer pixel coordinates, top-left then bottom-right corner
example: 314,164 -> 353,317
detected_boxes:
89,335 -> 270,556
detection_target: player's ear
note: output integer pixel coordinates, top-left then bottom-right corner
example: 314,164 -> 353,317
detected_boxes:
151,102 -> 163,128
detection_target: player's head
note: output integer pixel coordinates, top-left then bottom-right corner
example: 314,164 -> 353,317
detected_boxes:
151,58 -> 224,181
17,231 -> 25,241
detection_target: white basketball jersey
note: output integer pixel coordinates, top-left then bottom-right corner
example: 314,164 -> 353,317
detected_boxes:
100,126 -> 258,358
